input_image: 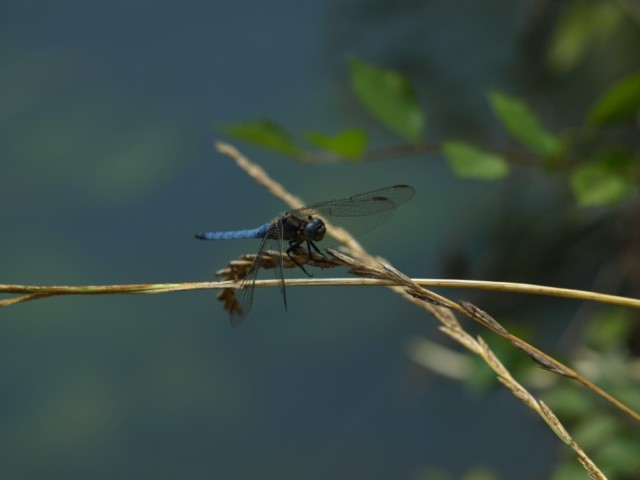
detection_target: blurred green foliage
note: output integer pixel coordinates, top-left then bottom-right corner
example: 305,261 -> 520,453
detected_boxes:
216,17 -> 640,473
349,57 -> 425,142
220,119 -> 301,158
546,0 -> 623,74
442,141 -> 509,180
487,91 -> 562,158
219,55 -> 638,206
305,128 -> 368,160
570,150 -> 635,205
588,71 -> 640,126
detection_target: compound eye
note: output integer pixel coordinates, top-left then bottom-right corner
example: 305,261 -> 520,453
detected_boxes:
303,218 -> 322,240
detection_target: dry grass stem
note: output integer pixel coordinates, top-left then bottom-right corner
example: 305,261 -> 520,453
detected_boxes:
211,141 -> 635,476
539,402 -> 606,479
2,142 -> 635,477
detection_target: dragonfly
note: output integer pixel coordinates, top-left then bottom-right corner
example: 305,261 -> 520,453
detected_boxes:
195,184 -> 415,326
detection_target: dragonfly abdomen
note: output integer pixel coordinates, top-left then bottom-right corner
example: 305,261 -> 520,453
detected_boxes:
195,223 -> 271,240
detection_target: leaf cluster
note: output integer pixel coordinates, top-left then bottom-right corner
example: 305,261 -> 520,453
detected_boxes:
219,57 -> 639,207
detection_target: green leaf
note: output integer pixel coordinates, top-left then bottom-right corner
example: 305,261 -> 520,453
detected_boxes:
219,119 -> 300,157
305,128 -> 367,160
570,152 -> 635,206
598,436 -> 640,475
588,72 -> 640,127
573,414 -> 619,449
584,308 -> 635,349
546,1 -> 621,74
545,385 -> 594,420
461,467 -> 498,480
488,91 -> 561,157
349,58 -> 425,142
443,141 -> 509,179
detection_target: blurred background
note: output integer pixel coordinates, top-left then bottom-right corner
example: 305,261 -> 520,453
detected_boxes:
1,1 -> 639,479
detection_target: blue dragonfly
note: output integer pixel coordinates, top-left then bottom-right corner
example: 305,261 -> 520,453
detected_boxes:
196,184 -> 415,326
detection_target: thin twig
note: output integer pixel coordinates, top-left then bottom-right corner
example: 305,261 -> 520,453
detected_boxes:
211,141 -> 629,477
212,141 -> 640,420
5,263 -> 638,310
0,142 -> 630,477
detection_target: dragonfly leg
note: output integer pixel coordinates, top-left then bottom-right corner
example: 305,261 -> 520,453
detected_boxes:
307,240 -> 326,258
286,241 -> 313,277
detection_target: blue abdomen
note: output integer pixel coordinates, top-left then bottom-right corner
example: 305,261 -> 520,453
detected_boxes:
195,222 -> 270,240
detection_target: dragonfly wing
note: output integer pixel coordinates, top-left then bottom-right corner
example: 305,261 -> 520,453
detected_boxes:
230,236 -> 266,327
229,185 -> 414,324
272,220 -> 287,311
293,184 -> 415,242
231,221 -> 286,327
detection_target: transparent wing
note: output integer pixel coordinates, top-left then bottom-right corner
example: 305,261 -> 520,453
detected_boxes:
231,221 -> 286,327
230,185 -> 414,324
273,220 -> 287,312
292,184 -> 415,243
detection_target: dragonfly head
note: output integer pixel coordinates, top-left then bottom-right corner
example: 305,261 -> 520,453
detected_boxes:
304,216 -> 326,241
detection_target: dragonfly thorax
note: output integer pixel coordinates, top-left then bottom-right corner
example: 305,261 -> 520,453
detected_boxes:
303,216 -> 326,241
